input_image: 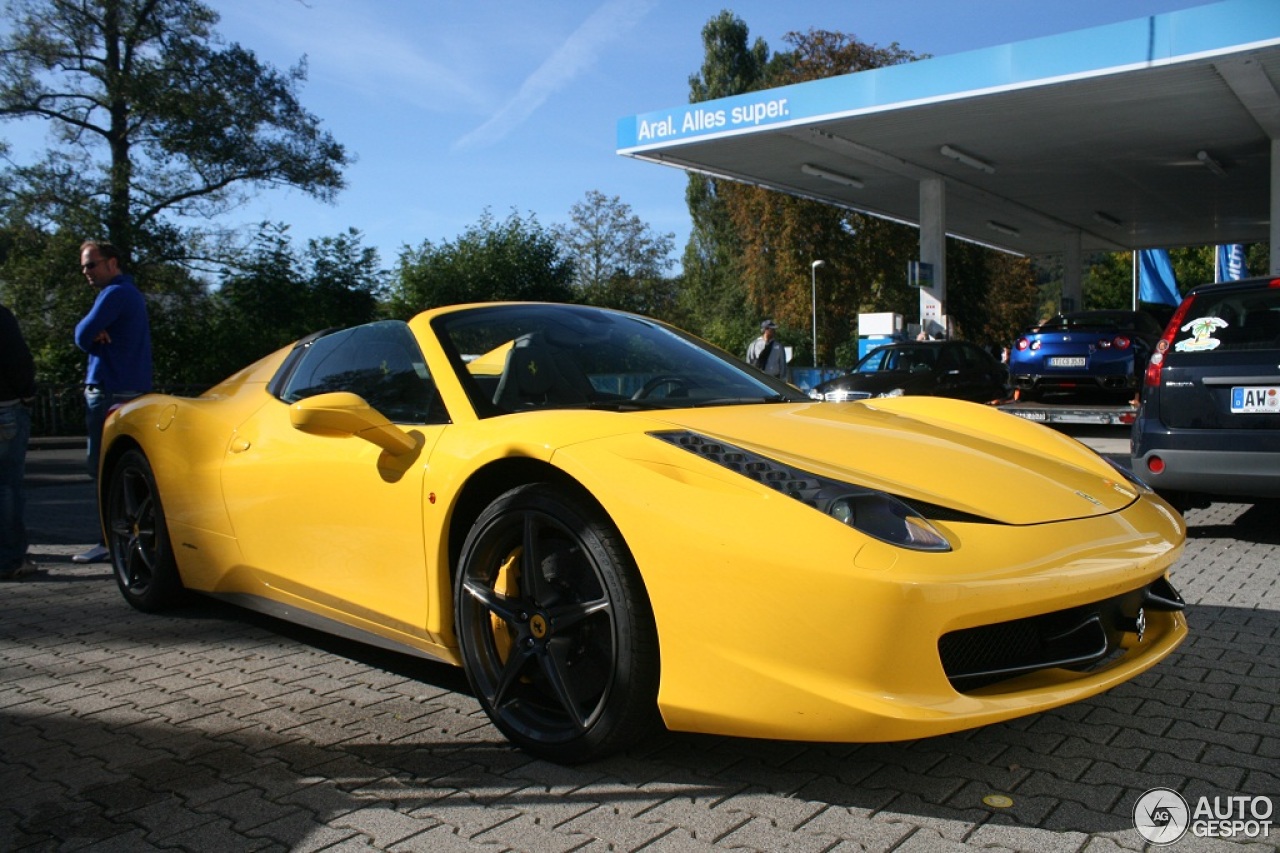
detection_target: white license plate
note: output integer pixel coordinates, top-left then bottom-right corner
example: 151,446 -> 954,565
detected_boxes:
1231,386 -> 1280,413
1048,356 -> 1086,367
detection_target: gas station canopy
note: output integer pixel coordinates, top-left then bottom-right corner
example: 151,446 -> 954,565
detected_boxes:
616,0 -> 1280,262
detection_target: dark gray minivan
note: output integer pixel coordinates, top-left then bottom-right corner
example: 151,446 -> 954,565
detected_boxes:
1132,276 -> 1280,509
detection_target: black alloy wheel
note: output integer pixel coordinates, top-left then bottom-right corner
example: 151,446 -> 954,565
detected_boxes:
454,483 -> 659,763
106,449 -> 186,612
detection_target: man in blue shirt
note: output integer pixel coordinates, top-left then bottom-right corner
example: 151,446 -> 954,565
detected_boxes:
72,241 -> 152,564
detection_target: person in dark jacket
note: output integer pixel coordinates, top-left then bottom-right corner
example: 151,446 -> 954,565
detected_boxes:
0,303 -> 38,580
746,319 -> 788,380
72,241 -> 152,564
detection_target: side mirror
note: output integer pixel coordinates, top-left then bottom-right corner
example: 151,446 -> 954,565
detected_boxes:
290,392 -> 417,456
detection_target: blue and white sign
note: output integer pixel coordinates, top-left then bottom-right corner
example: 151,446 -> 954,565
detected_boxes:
617,0 -> 1280,155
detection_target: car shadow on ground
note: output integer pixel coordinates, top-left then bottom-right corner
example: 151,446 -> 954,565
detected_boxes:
65,588 -> 1262,844
1185,500 -> 1280,544
10,459 -> 1274,849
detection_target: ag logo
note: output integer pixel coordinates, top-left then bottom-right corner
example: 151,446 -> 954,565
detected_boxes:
1134,787 -> 1189,844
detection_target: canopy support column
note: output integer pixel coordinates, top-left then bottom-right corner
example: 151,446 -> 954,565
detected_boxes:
1062,233 -> 1083,312
919,177 -> 947,337
1272,139 -> 1280,276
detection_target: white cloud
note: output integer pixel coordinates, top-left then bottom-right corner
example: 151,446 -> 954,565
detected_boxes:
218,1 -> 493,114
454,0 -> 657,150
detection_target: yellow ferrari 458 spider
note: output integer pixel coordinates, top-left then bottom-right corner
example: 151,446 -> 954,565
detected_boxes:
100,302 -> 1187,763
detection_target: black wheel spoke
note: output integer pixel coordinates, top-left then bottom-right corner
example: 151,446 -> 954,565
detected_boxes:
547,597 -> 610,633
490,640 -> 536,709
519,511 -> 550,602
461,577 -> 523,624
537,640 -> 588,730
122,470 -> 146,520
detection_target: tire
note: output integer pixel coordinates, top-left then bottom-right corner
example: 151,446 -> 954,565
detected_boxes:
454,483 -> 660,763
106,449 -> 188,612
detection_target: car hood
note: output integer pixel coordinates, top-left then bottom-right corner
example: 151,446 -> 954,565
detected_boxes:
639,397 -> 1139,526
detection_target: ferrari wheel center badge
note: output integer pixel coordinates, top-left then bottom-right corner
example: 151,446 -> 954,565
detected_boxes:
529,614 -> 549,639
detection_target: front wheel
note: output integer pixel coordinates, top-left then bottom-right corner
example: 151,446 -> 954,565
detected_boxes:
106,449 -> 187,612
454,483 -> 660,763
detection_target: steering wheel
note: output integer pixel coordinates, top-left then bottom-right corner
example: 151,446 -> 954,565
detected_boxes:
632,375 -> 691,400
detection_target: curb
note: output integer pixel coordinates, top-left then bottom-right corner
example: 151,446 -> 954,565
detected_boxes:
29,436 -> 87,451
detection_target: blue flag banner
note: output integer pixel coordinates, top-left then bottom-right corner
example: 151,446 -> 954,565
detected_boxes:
1138,249 -> 1181,306
1216,244 -> 1246,281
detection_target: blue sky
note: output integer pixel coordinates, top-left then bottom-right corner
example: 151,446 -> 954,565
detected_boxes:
7,0 -> 1211,271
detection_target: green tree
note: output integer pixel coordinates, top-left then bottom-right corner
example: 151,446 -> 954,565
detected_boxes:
212,222 -> 309,373
554,190 -> 677,317
385,209 -> 576,319
945,242 -> 1038,348
694,25 -> 922,364
1083,251 -> 1133,311
300,228 -> 386,331
0,220 -> 98,384
143,262 -> 220,387
0,0 -> 348,267
677,12 -> 770,351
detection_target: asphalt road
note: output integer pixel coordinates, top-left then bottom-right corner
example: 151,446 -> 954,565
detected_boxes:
3,434 -> 1277,852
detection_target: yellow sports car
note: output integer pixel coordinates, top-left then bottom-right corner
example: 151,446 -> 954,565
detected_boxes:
100,302 -> 1188,763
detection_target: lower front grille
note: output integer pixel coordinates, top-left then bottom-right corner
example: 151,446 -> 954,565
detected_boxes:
938,576 -> 1183,692
822,389 -> 871,402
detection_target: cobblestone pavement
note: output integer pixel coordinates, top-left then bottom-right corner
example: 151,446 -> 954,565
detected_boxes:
1,444 -> 1276,852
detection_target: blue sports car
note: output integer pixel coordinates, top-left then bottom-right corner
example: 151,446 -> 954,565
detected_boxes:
1009,310 -> 1164,402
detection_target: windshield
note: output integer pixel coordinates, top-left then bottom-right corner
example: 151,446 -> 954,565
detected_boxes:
431,303 -> 808,416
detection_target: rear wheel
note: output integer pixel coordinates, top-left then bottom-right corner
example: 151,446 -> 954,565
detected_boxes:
106,449 -> 187,612
454,483 -> 659,763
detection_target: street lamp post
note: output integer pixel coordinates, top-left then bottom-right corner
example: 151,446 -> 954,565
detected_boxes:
811,260 -> 826,367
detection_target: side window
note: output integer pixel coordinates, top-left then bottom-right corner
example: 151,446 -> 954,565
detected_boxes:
857,349 -> 887,372
277,321 -> 447,424
958,345 -> 985,370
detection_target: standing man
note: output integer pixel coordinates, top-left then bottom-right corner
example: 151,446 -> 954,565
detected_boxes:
0,302 -> 37,580
73,241 -> 152,564
746,319 -> 788,380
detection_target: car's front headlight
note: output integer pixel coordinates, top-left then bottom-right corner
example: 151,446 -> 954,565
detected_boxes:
826,492 -> 950,550
651,430 -> 952,552
875,387 -> 905,398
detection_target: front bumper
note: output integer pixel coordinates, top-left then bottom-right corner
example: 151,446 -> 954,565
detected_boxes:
621,482 -> 1187,742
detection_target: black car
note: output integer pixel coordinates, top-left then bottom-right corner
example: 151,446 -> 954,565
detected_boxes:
808,340 -> 1008,403
1132,276 -> 1280,508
